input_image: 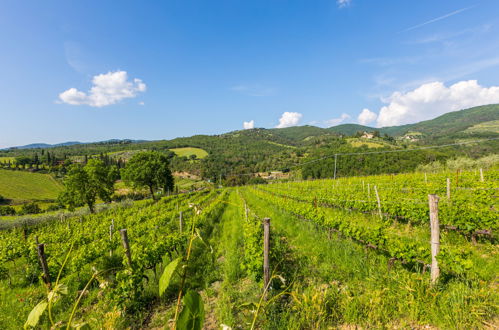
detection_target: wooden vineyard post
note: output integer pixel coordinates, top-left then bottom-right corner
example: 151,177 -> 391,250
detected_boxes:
263,218 -> 271,293
120,229 -> 133,269
367,183 -> 371,200
36,243 -> 51,288
480,168 -> 484,182
424,172 -> 427,184
179,211 -> 183,233
109,219 -> 114,257
447,178 -> 450,201
428,194 -> 440,284
374,185 -> 382,220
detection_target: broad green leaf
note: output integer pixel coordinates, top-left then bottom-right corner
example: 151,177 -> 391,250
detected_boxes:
177,290 -> 204,330
159,257 -> 181,297
24,300 -> 47,329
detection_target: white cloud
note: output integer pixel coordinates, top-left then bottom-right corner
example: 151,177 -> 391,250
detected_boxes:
357,108 -> 378,125
337,0 -> 351,8
276,112 -> 303,128
374,80 -> 499,127
325,113 -> 351,126
138,101 -> 145,106
59,71 -> 146,107
243,120 -> 255,129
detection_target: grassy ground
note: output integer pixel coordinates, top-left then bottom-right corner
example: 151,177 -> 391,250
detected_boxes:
0,169 -> 63,204
464,119 -> 499,133
175,177 -> 210,191
347,138 -> 386,148
170,147 -> 208,159
0,156 -> 15,163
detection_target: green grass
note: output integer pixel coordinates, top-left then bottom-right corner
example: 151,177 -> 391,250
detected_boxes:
0,169 -> 63,203
175,177 -> 210,191
169,147 -> 208,159
347,138 -> 386,148
0,157 -> 15,163
464,119 -> 499,133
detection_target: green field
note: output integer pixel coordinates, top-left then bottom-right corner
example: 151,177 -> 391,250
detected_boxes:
0,157 -> 15,163
464,120 -> 499,133
170,147 -> 208,159
347,138 -> 386,148
0,169 -> 63,203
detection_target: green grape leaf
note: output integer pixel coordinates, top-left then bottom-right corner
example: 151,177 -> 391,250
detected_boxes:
159,257 -> 181,297
24,300 -> 47,329
177,290 -> 204,330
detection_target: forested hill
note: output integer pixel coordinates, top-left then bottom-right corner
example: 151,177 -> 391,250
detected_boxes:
1,104 -> 498,182
327,104 -> 499,137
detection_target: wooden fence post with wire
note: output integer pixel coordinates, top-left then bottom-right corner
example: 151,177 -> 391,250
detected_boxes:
428,194 -> 440,284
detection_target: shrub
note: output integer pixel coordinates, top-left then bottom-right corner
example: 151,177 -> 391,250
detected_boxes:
0,205 -> 16,216
20,202 -> 42,215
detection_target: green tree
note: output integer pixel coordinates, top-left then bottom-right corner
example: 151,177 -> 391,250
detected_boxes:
121,151 -> 174,200
59,159 -> 117,212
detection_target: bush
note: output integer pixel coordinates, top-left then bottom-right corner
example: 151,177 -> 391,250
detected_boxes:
0,206 -> 16,216
20,202 -> 42,215
46,204 -> 63,212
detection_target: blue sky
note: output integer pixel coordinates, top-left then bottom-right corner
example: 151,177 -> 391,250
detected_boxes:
1,0 -> 499,148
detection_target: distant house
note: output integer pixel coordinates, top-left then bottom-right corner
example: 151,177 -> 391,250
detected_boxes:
361,132 -> 375,139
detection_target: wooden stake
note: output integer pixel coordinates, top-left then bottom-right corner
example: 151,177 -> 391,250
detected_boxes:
480,168 -> 484,182
109,221 -> 114,257
367,183 -> 371,200
244,202 -> 248,221
263,218 -> 271,292
424,172 -> 427,184
447,178 -> 450,201
120,229 -> 133,268
374,185 -> 382,220
428,194 -> 440,284
37,243 -> 51,288
179,211 -> 183,233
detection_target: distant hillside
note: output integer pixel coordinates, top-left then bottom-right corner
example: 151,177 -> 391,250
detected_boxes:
269,125 -> 331,142
11,141 -> 82,149
327,124 -> 376,136
5,139 -> 150,150
403,104 -> 499,137
1,104 -> 498,183
325,104 -> 499,138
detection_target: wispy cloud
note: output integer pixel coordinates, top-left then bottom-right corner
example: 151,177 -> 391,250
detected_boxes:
400,6 -> 475,33
337,0 -> 351,8
230,84 -> 275,96
407,24 -> 492,45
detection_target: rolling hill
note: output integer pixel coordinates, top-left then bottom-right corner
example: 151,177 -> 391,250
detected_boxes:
0,104 -> 497,182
